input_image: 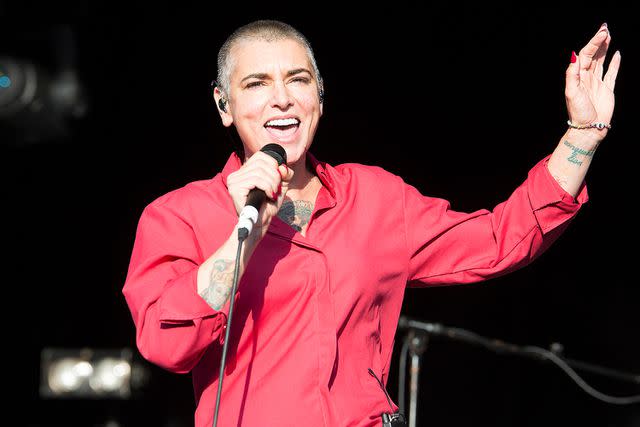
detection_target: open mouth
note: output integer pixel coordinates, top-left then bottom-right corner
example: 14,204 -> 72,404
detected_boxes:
264,117 -> 301,139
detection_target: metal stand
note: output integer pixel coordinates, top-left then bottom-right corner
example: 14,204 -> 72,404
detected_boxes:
401,330 -> 428,427
396,315 -> 640,420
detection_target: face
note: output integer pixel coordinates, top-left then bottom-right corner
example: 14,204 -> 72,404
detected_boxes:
217,38 -> 323,165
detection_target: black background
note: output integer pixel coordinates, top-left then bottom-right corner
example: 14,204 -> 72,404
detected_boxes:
3,2 -> 639,427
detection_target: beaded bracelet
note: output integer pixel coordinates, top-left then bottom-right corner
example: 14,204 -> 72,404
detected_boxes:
567,120 -> 611,130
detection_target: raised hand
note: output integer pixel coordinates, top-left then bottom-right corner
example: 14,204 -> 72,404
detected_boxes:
565,23 -> 621,140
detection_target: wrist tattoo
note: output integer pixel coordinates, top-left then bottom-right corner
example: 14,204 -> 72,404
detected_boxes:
199,259 -> 234,310
564,140 -> 596,166
277,200 -> 314,232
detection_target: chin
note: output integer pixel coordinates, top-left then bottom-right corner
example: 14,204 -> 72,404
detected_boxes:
282,143 -> 310,166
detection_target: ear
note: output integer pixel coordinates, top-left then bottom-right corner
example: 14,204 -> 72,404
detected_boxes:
213,87 -> 233,127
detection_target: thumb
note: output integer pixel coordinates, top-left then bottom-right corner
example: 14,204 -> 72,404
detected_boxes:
274,164 -> 294,202
278,164 -> 295,183
273,165 -> 294,208
565,50 -> 580,97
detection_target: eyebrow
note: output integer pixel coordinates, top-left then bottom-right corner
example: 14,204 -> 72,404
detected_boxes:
240,68 -> 313,84
287,68 -> 313,77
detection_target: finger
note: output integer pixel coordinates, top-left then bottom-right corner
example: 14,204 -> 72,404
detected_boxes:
226,168 -> 265,190
594,31 -> 611,80
603,50 -> 622,91
248,163 -> 281,184
249,151 -> 280,169
565,50 -> 581,96
228,170 -> 279,199
246,153 -> 282,184
278,164 -> 294,182
233,160 -> 280,185
579,25 -> 609,71
238,174 -> 278,200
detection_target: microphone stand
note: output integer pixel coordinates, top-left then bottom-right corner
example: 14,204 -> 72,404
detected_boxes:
406,330 -> 428,427
398,316 -> 639,383
397,316 -> 640,426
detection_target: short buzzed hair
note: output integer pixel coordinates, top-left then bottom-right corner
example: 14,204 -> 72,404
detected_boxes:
216,20 -> 323,97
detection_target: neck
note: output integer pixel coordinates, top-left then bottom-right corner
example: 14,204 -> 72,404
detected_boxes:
287,154 -> 317,191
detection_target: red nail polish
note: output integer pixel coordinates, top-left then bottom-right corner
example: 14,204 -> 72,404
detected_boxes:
571,51 -> 577,63
277,183 -> 282,196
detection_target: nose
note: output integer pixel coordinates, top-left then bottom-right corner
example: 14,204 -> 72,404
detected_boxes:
270,81 -> 294,110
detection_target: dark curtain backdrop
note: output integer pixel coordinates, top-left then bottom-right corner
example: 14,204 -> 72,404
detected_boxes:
3,2 -> 638,426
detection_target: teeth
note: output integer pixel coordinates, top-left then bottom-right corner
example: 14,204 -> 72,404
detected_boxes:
265,118 -> 299,127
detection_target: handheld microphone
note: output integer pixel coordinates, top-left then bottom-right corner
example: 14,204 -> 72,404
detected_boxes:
237,143 -> 287,238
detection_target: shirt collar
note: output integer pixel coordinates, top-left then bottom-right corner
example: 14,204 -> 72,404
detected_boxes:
220,151 -> 336,199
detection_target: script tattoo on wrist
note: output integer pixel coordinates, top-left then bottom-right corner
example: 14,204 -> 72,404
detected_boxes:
200,259 -> 234,310
277,200 -> 314,232
564,140 -> 596,166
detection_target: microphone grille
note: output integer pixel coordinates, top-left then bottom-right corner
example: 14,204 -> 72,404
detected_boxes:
260,143 -> 287,166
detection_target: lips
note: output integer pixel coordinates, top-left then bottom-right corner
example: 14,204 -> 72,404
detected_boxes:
265,117 -> 300,127
264,117 -> 301,141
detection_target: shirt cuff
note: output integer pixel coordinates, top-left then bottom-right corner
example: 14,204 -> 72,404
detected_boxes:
527,155 -> 589,233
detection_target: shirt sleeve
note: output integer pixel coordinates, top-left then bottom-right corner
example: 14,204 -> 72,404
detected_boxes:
122,201 -> 233,373
405,156 -> 588,286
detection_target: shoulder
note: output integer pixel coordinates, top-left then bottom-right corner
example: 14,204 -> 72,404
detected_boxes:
331,162 -> 404,189
333,162 -> 401,181
143,174 -> 231,218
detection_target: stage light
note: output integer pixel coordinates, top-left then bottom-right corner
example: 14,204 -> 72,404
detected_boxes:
89,357 -> 132,394
47,357 -> 93,393
0,26 -> 88,145
40,348 -> 148,399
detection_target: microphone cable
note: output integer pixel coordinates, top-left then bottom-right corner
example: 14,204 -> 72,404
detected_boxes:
210,142 -> 285,426
521,345 -> 640,405
447,324 -> 640,405
212,227 -> 249,427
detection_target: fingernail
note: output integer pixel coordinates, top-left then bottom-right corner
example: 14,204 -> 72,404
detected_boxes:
277,182 -> 282,196
600,22 -> 608,29
571,51 -> 577,63
277,167 -> 284,179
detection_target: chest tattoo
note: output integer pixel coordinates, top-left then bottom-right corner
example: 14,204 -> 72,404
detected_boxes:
277,200 -> 314,232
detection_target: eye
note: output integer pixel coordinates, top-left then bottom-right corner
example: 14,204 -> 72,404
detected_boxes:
245,81 -> 265,89
290,76 -> 310,84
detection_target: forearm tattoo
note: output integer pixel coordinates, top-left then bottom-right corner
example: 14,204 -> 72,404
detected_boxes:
199,259 -> 234,310
564,140 -> 596,166
277,200 -> 314,232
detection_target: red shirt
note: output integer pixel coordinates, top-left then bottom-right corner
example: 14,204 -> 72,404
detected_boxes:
122,152 -> 587,427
